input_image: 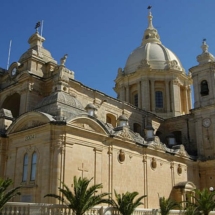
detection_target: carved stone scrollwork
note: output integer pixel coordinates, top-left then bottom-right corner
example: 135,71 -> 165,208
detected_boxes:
138,59 -> 151,69
167,60 -> 181,70
119,127 -> 132,140
173,78 -> 180,86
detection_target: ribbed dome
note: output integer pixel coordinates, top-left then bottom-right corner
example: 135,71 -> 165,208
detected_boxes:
124,43 -> 183,74
36,91 -> 84,111
124,10 -> 184,74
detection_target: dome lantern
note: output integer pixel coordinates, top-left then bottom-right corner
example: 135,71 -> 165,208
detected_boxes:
141,10 -> 161,46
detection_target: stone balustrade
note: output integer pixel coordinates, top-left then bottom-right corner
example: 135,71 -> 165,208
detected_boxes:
1,203 -> 154,215
1,203 -> 215,215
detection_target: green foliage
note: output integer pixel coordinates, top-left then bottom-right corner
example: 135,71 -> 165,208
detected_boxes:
0,178 -> 21,211
44,176 -> 111,215
110,190 -> 147,215
183,202 -> 199,215
185,189 -> 215,215
159,196 -> 180,215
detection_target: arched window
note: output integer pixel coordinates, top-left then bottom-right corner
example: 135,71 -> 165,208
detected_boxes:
30,152 -> 37,181
134,94 -> 138,107
22,154 -> 28,182
200,80 -> 209,96
155,91 -> 163,108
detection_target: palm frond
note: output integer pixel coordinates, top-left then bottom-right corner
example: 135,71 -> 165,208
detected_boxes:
44,176 -> 111,215
0,178 -> 21,211
110,190 -> 147,215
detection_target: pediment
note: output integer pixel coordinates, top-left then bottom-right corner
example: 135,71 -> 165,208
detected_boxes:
7,111 -> 54,134
68,117 -> 108,135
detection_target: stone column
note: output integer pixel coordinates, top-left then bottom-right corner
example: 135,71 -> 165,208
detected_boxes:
150,80 -> 155,112
187,86 -> 192,110
165,80 -> 170,112
184,87 -> 189,114
171,79 -> 181,115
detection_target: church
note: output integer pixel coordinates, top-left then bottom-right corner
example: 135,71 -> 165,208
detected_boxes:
0,10 -> 215,209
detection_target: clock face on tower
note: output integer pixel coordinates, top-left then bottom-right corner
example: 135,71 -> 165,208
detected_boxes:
11,68 -> 17,76
202,118 -> 211,128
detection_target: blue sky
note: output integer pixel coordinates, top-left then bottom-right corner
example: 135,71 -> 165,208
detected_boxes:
1,1 -> 215,99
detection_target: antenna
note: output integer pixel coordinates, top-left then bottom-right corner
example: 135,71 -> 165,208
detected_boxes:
41,20 -> 44,37
7,40 -> 12,70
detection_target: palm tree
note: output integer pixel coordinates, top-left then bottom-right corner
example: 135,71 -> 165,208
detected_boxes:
186,189 -> 215,215
44,176 -> 111,215
0,178 -> 21,211
159,196 -> 180,215
110,190 -> 147,215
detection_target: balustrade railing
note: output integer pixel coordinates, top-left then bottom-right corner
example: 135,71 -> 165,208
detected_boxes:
3,202 -> 215,215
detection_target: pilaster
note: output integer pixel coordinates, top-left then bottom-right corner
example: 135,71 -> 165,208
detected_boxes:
94,147 -> 103,185
150,80 -> 155,112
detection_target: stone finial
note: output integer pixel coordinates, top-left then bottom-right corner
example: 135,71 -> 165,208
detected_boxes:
60,54 -> 68,66
197,39 -> 215,64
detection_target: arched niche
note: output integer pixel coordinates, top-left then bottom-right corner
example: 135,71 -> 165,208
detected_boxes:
1,93 -> 21,118
106,113 -> 116,127
171,181 -> 196,205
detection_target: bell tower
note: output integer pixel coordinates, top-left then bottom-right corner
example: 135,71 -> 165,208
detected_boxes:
190,40 -> 215,159
190,40 -> 215,108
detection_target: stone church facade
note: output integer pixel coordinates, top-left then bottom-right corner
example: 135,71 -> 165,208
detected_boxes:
0,11 -> 215,208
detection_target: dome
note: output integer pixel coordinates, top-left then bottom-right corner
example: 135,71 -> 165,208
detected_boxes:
36,91 -> 84,111
124,43 -> 183,74
124,10 -> 184,74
